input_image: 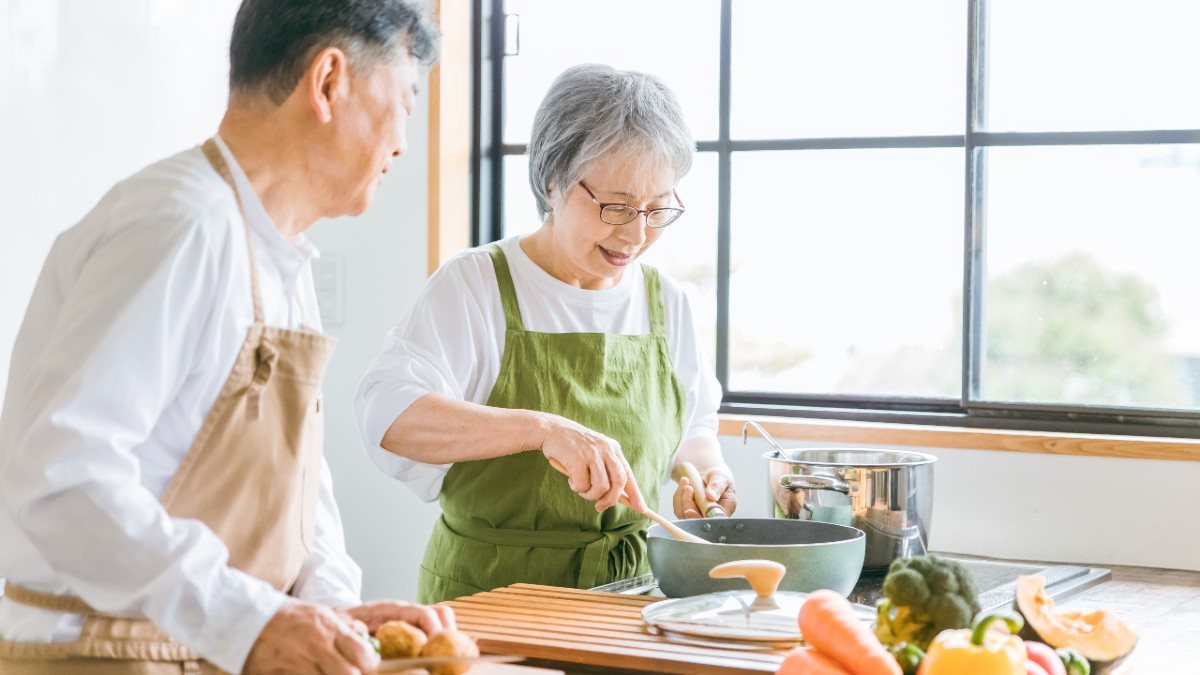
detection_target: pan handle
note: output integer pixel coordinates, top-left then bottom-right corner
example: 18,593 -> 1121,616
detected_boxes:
780,474 -> 850,494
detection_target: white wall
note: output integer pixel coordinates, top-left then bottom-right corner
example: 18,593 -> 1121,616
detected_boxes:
0,0 -> 239,393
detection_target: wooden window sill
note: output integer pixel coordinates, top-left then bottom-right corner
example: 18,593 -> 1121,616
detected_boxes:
718,413 -> 1200,462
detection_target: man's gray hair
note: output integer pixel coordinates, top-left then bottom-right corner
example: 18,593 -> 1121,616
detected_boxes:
229,0 -> 439,105
528,64 -> 695,221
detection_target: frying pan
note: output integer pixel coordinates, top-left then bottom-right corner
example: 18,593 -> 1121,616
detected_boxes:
646,518 -> 865,597
648,463 -> 865,597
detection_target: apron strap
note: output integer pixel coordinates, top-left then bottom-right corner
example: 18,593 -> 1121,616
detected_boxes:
642,265 -> 666,336
201,137 -> 265,325
441,514 -> 643,590
486,244 -> 525,332
3,583 -> 109,617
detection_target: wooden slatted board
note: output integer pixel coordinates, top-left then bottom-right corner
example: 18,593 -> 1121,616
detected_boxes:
447,584 -> 790,675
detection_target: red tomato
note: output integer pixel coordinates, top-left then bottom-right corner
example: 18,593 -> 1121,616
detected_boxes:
1026,641 -> 1067,675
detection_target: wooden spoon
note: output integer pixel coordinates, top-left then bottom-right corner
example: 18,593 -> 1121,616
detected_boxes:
547,458 -> 708,545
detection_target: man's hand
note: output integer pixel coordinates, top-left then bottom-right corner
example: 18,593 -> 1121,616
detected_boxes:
338,599 -> 456,636
243,598 -> 378,675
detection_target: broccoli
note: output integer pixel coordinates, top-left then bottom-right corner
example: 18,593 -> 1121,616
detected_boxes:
873,554 -> 981,651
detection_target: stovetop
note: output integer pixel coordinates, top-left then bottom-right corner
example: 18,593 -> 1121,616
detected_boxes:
590,555 -> 1112,613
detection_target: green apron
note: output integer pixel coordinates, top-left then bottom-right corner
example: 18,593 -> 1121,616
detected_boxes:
417,244 -> 686,603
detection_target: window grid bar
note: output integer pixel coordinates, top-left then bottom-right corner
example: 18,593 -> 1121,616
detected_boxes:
728,391 -> 1200,425
975,129 -> 1200,146
720,402 -> 1200,439
499,128 -> 1200,159
469,0 -> 484,247
714,0 -> 733,391
963,0 -> 986,405
486,0 -> 505,244
967,400 -> 1200,422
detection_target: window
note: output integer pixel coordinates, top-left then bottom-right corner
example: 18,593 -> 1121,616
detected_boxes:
473,0 -> 1200,437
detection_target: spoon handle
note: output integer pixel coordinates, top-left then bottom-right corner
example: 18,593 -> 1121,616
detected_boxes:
547,458 -> 708,545
638,505 -> 708,544
674,461 -> 728,518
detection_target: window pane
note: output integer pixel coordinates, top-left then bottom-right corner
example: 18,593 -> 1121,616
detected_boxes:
639,153 -> 719,367
503,154 -> 540,237
728,149 -> 964,397
502,154 -> 720,363
731,0 -> 965,140
502,0 -> 720,143
987,1 -> 1200,132
983,145 -> 1200,410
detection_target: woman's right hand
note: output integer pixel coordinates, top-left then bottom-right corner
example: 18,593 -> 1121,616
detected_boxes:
540,414 -> 647,514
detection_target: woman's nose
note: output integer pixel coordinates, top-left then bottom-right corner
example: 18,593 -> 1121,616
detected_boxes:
617,217 -> 649,245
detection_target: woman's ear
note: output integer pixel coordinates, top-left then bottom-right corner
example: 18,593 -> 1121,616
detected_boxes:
306,47 -> 349,124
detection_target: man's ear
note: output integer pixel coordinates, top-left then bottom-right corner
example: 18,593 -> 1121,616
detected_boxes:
306,47 -> 349,124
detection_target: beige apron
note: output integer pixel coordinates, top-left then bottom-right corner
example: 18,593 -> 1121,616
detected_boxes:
0,139 -> 337,674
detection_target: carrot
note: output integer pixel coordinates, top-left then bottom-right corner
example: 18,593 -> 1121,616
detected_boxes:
798,589 -> 902,675
777,646 -> 853,675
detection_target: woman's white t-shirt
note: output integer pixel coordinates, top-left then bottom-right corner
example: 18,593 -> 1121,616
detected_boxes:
354,236 -> 723,502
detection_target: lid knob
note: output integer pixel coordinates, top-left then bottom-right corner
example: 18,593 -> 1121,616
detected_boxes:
708,559 -> 786,598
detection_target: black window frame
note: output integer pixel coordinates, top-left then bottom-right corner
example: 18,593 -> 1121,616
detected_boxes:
471,0 -> 1200,439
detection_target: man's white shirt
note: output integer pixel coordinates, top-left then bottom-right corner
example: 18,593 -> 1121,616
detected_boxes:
0,137 -> 362,674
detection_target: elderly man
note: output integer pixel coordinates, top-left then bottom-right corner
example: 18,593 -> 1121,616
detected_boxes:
0,1 -> 449,673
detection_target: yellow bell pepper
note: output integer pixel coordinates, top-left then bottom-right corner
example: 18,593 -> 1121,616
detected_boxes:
918,612 -> 1027,675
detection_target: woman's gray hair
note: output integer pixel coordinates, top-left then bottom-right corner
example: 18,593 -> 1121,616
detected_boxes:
528,64 -> 695,221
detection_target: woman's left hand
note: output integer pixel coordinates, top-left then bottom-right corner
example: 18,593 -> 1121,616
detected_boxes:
673,467 -> 737,519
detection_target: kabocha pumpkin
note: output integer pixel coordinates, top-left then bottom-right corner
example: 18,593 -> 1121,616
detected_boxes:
1013,575 -> 1137,669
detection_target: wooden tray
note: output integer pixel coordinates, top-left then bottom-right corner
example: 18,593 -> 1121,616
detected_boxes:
447,584 -> 789,675
389,664 -> 562,675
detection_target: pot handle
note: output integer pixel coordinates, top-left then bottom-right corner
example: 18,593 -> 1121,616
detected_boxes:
780,474 -> 851,494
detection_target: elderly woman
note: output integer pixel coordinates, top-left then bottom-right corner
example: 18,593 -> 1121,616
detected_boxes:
355,64 -> 734,603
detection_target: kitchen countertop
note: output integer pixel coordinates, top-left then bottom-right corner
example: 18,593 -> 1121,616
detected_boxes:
475,561 -> 1200,674
1062,563 -> 1200,674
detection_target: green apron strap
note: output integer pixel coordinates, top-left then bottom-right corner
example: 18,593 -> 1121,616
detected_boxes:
486,244 -> 525,331
642,265 -> 666,336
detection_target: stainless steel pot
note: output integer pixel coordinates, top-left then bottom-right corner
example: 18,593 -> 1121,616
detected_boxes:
765,447 -> 936,572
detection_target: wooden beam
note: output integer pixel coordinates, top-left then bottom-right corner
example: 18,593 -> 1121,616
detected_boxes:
427,0 -> 471,276
719,414 -> 1200,462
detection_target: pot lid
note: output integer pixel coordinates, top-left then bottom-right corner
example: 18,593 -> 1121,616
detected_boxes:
641,560 -> 872,645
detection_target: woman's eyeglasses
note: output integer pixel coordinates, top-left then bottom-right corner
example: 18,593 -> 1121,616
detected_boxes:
578,181 -> 685,228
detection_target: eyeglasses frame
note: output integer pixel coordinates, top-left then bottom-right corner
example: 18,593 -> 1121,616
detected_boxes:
578,180 -> 686,228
